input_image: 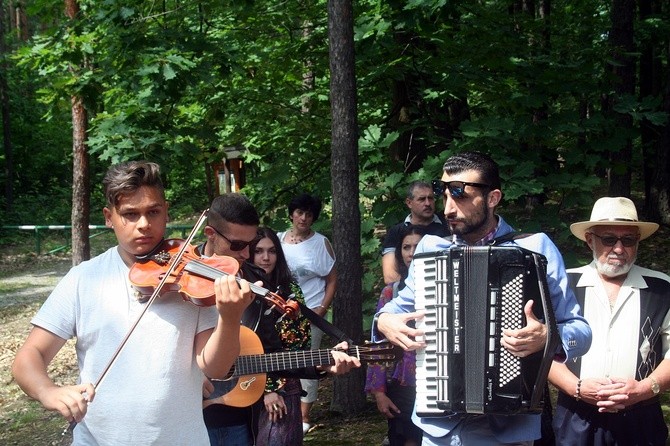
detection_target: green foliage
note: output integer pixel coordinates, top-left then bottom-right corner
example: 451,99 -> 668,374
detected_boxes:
2,0 -> 669,318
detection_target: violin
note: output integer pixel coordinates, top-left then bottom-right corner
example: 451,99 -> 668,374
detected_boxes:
128,238 -> 300,319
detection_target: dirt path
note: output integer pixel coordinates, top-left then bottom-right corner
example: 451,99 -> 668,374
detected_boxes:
0,256 -> 76,445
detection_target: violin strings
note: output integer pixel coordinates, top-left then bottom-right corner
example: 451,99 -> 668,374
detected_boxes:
183,260 -> 226,281
183,260 -> 269,297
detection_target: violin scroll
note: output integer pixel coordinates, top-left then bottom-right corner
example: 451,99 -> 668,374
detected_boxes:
261,291 -> 300,320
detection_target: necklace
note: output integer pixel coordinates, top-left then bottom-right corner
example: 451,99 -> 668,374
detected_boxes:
287,228 -> 313,244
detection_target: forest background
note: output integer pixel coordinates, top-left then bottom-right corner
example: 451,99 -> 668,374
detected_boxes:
1,0 -> 670,422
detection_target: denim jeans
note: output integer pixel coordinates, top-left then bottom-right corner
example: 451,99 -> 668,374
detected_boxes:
207,423 -> 251,446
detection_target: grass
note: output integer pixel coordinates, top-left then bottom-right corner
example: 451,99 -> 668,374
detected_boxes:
0,282 -> 26,293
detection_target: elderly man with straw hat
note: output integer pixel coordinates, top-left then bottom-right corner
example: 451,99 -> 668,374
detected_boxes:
548,196 -> 670,446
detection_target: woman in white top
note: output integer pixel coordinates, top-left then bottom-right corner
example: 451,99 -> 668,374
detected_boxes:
278,193 -> 336,435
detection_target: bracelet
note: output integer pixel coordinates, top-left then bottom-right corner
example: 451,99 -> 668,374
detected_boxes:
317,305 -> 328,309
574,379 -> 582,401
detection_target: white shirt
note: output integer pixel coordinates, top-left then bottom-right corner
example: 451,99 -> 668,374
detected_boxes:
32,247 -> 218,445
571,263 -> 670,379
278,231 -> 335,309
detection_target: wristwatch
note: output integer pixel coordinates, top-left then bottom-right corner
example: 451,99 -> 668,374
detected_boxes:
650,376 -> 660,395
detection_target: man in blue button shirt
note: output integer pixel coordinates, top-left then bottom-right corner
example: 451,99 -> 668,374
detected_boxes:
372,151 -> 592,445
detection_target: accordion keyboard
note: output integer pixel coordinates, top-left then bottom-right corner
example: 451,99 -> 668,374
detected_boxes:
413,255 -> 445,416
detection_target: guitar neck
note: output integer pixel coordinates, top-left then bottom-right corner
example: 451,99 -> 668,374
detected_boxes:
232,347 -> 359,377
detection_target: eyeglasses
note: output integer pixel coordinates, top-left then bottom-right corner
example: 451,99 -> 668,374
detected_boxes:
588,233 -> 639,248
209,226 -> 261,251
432,179 -> 490,199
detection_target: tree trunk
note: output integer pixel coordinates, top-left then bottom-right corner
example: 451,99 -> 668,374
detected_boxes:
65,0 -> 90,265
327,0 -> 365,415
15,1 -> 28,41
639,0 -> 665,216
70,93 -> 90,265
607,0 -> 635,197
647,75 -> 670,224
301,20 -> 315,114
1,1 -> 14,211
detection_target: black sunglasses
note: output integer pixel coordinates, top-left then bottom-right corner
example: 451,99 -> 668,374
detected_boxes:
209,226 -> 262,251
588,233 -> 639,248
432,179 -> 490,199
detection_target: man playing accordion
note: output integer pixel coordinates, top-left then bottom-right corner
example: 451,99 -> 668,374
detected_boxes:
372,151 -> 592,446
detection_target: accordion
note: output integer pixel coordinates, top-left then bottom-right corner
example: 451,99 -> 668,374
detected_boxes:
413,245 -> 559,416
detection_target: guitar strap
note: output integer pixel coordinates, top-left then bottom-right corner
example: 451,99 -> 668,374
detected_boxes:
296,302 -> 354,346
487,231 -> 533,245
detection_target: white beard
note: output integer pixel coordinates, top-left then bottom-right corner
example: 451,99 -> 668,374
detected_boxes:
593,253 -> 635,278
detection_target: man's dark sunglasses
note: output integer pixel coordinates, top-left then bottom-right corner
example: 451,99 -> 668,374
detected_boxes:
588,233 -> 639,248
209,226 -> 262,251
432,179 -> 490,199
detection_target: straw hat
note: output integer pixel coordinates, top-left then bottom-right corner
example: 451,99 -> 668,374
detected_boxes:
570,197 -> 659,242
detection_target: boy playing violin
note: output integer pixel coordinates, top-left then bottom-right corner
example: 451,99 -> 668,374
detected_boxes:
12,161 -> 253,445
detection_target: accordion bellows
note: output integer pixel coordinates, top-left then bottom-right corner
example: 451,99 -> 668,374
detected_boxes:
413,245 -> 559,416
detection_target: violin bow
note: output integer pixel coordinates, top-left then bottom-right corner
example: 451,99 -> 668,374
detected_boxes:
65,208 -> 210,434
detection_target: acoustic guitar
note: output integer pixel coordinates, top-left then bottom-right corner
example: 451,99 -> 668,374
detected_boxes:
203,325 -> 402,408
